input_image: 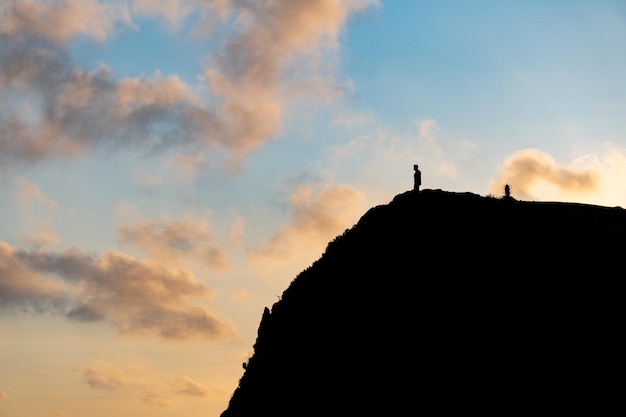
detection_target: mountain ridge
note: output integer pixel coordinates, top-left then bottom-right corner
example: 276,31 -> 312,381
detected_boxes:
221,189 -> 624,416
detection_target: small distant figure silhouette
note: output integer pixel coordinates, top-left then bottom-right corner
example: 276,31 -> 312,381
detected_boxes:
413,164 -> 421,192
504,183 -> 511,199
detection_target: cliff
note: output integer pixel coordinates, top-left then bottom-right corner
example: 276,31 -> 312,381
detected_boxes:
221,189 -> 625,416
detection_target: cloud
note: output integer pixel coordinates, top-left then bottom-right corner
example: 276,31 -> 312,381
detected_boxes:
417,118 -> 438,150
165,153 -> 208,182
81,360 -> 127,391
0,39 -> 217,169
13,177 -> 60,246
132,0 -> 197,30
80,359 -> 215,407
14,176 -> 58,210
0,389 -> 8,400
0,0 -> 379,174
226,213 -> 246,245
327,118 -> 475,198
204,0 -> 378,155
117,215 -> 231,270
116,200 -> 138,219
0,0 -> 132,43
171,376 -> 211,397
0,242 -> 240,340
251,184 -> 367,264
139,390 -> 175,408
0,241 -> 71,313
489,148 -> 602,201
132,0 -> 231,33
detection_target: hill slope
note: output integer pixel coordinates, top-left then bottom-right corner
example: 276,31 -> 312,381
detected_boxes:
220,189 -> 625,416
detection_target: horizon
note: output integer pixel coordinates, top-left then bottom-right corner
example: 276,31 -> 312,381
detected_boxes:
2,1 -> 626,416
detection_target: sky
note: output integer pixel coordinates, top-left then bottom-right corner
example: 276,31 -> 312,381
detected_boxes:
2,1 -> 626,416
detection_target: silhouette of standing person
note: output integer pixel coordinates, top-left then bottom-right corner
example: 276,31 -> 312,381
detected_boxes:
413,164 -> 421,192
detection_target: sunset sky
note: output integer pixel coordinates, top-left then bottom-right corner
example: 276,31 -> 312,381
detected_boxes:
2,1 -> 626,416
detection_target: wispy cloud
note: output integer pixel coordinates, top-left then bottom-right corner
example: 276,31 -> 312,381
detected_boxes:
333,108 -> 377,129
14,176 -> 58,210
416,118 -> 440,153
171,376 -> 212,397
131,170 -> 163,187
13,177 -> 60,246
327,117 -> 477,198
117,215 -> 231,270
0,242 -> 240,340
81,359 -> 127,391
80,359 -> 217,407
165,153 -> 208,182
0,389 -> 9,400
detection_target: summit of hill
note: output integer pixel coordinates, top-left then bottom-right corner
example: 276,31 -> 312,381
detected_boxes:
220,189 -> 624,416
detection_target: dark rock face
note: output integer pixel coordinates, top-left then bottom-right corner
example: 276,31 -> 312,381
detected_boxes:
221,190 -> 625,416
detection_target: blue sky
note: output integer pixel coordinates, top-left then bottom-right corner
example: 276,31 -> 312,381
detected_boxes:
2,1 -> 626,416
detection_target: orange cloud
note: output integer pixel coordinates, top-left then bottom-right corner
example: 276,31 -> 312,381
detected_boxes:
171,376 -> 212,397
139,390 -> 175,408
0,242 -> 240,341
117,215 -> 231,271
490,149 -> 601,200
0,389 -> 9,400
80,359 -> 215,407
251,184 -> 367,265
0,46 -> 218,167
116,73 -> 200,113
205,0 -> 378,156
81,360 -> 127,391
0,241 -> 70,312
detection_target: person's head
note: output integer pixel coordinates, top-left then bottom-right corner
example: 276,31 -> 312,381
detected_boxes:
414,164 -> 418,170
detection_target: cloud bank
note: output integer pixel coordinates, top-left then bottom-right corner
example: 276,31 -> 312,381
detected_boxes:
0,0 -> 378,174
0,241 -> 239,340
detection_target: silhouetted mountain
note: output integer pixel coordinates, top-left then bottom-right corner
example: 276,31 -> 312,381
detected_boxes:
221,189 -> 624,416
